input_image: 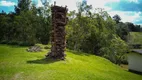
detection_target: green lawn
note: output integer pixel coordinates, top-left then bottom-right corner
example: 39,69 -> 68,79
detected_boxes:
0,44 -> 142,80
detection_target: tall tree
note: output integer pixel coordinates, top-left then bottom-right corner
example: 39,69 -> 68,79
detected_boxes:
66,1 -> 128,64
113,14 -> 121,24
15,0 -> 31,14
116,22 -> 129,41
125,22 -> 135,31
36,1 -> 51,44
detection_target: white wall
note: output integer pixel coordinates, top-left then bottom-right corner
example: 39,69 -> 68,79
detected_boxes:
128,53 -> 142,72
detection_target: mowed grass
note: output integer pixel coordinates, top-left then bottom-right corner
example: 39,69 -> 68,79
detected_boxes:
0,44 -> 142,80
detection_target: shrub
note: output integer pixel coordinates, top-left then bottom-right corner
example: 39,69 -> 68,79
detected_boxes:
132,44 -> 141,49
121,55 -> 128,64
100,36 -> 128,65
18,41 -> 35,46
44,46 -> 50,49
0,40 -> 9,44
7,41 -> 19,45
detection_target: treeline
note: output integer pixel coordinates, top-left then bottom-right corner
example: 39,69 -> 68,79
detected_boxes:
66,1 -> 128,64
126,22 -> 142,32
1,0 -> 141,64
0,0 -> 51,46
113,14 -> 142,32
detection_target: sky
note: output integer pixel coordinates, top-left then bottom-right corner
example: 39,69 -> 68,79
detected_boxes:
0,0 -> 142,25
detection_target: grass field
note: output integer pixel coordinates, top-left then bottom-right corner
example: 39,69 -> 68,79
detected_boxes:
0,44 -> 142,80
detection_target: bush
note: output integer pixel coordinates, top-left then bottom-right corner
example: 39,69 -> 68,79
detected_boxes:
0,40 -> 9,44
7,41 -> 19,45
100,36 -> 128,64
121,55 -> 128,64
132,44 -> 141,49
41,39 -> 49,45
18,41 -> 35,46
44,46 -> 50,49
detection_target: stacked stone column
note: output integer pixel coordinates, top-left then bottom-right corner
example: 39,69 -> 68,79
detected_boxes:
46,5 -> 68,60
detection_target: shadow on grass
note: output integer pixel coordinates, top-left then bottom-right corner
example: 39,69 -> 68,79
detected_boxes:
27,58 -> 61,64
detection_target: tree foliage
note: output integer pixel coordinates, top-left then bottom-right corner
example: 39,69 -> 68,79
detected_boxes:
126,22 -> 142,32
113,14 -> 121,24
66,1 -> 128,64
0,1 -> 51,46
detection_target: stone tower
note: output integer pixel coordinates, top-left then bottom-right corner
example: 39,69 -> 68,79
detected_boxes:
46,4 -> 68,60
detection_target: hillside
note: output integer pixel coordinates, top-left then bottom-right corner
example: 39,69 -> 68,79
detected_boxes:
0,44 -> 142,80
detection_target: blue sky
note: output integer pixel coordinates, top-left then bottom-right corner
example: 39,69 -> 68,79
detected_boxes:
0,0 -> 142,24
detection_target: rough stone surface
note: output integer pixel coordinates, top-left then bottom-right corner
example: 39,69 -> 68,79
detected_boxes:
46,5 -> 68,60
27,45 -> 42,52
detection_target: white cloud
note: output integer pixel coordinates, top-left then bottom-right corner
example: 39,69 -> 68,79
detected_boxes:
129,0 -> 139,3
49,0 -> 119,11
37,0 -> 44,7
50,0 -> 82,11
87,0 -> 119,9
0,1 -> 16,7
86,0 -> 141,24
108,11 -> 141,23
35,0 -> 141,24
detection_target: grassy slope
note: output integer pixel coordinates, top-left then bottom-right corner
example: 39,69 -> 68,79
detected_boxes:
0,44 -> 142,80
129,32 -> 142,44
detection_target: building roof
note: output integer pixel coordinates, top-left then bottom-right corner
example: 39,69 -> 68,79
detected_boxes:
132,49 -> 142,55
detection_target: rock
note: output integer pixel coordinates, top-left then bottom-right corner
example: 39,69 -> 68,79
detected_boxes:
27,45 -> 42,52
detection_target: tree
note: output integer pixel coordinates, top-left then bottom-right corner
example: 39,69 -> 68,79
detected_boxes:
113,14 -> 121,24
15,0 -> 31,14
0,0 -> 51,46
116,22 -> 129,41
66,1 -> 128,64
101,35 -> 128,64
0,12 -> 7,41
36,1 -> 51,44
125,22 -> 135,31
66,1 -> 93,51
